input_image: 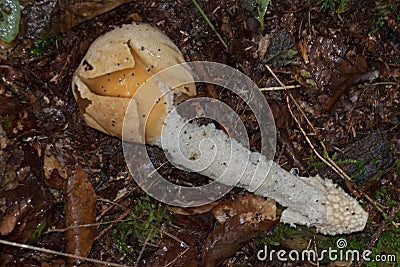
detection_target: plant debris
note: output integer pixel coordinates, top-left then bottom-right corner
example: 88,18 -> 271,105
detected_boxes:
0,0 -> 399,265
202,195 -> 277,266
65,165 -> 96,265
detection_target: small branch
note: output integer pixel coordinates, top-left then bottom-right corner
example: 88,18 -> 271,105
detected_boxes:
162,231 -> 190,267
94,210 -> 130,241
361,191 -> 398,228
259,84 -> 301,91
135,229 -> 153,267
0,239 -> 130,267
265,64 -> 351,181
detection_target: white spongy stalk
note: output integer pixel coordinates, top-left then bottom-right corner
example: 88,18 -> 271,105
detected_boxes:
158,110 -> 368,235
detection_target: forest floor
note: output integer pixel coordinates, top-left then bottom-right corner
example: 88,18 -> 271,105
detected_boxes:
0,0 -> 399,266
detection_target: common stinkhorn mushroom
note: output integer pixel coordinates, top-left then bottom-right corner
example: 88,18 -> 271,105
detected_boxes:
72,22 -> 368,235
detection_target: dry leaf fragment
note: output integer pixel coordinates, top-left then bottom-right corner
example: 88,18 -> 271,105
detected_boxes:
167,202 -> 218,215
256,34 -> 270,59
0,199 -> 32,235
65,165 -> 96,265
202,215 -> 278,267
49,0 -> 133,34
212,194 -> 276,223
146,237 -> 200,267
202,195 -> 277,266
299,37 -> 309,64
43,151 -> 69,180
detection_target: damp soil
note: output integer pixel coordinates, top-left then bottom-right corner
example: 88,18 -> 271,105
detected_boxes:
0,0 -> 399,266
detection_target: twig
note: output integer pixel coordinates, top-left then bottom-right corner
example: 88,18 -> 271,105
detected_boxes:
361,191 -> 398,228
96,188 -> 138,221
191,0 -> 228,49
94,210 -> 130,241
45,221 -> 104,234
162,231 -> 190,267
0,239 -> 130,267
166,246 -> 190,267
96,161 -> 168,221
285,95 -> 351,180
368,81 -> 399,87
259,84 -> 301,91
265,65 -> 351,181
135,229 -> 153,267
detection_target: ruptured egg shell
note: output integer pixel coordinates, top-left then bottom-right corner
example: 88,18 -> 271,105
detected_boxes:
72,23 -> 196,144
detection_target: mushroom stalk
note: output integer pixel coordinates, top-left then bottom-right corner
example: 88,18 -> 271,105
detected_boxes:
159,109 -> 368,235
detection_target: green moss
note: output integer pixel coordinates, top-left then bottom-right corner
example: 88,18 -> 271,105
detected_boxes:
309,154 -> 325,171
309,152 -> 365,178
339,230 -> 399,266
373,1 -> 400,34
255,223 -> 305,248
335,158 -> 366,179
29,36 -> 63,57
318,0 -> 348,13
376,186 -> 398,208
370,230 -> 399,265
256,224 -> 287,247
111,195 -> 171,262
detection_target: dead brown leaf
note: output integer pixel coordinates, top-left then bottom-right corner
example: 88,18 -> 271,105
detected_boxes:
44,154 -> 68,180
65,165 -> 96,265
211,194 -> 276,223
43,144 -> 70,190
202,195 -> 278,266
299,38 -> 309,64
0,199 -> 32,235
167,202 -> 218,215
307,36 -> 369,111
0,94 -> 22,117
49,0 -> 134,34
146,237 -> 200,267
256,34 -> 270,60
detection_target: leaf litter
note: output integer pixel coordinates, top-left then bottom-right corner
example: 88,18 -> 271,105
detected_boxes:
0,0 -> 399,266
65,165 -> 96,265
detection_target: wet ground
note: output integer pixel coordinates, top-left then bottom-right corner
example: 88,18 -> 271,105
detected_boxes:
0,0 -> 399,266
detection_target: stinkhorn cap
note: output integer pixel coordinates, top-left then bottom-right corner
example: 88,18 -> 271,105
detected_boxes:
72,23 -> 196,144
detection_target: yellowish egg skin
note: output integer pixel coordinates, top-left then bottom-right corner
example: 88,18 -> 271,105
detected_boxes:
72,23 -> 196,143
